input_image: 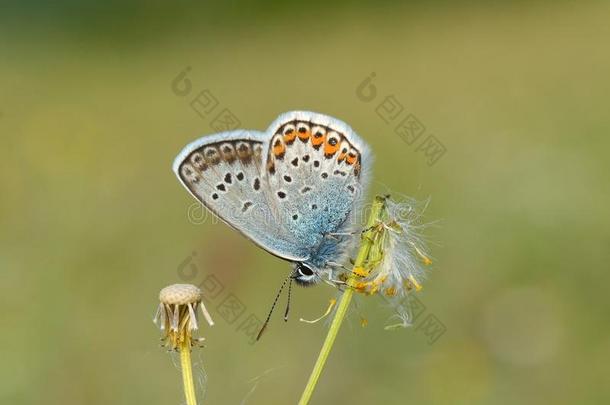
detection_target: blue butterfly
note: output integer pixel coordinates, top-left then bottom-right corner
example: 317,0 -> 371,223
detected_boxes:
173,111 -> 372,288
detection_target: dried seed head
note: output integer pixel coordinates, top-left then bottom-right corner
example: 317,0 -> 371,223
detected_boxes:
159,284 -> 203,305
153,283 -> 214,351
340,197 -> 434,329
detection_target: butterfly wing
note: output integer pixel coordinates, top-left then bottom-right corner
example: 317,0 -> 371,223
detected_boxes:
173,130 -> 309,261
262,111 -> 372,265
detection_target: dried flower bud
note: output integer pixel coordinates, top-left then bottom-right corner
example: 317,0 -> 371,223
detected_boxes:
153,283 -> 214,350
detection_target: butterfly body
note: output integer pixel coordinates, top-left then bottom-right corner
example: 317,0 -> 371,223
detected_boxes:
174,111 -> 372,285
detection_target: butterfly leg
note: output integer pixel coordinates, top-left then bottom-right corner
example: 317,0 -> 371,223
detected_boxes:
325,222 -> 383,239
327,261 -> 369,284
326,260 -> 351,271
326,231 -> 357,237
360,221 -> 386,235
321,278 -> 348,291
324,233 -> 346,241
324,262 -> 351,290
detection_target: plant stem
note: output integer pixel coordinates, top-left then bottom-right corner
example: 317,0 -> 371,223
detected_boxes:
180,338 -> 197,405
298,195 -> 387,405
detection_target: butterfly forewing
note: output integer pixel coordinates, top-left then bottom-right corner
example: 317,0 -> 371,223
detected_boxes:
173,130 -> 309,261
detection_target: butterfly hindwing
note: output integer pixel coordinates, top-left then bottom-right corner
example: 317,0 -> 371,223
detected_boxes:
173,130 -> 309,261
262,111 -> 372,265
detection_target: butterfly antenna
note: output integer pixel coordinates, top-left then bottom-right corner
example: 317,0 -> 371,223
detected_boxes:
256,274 -> 290,341
284,277 -> 293,322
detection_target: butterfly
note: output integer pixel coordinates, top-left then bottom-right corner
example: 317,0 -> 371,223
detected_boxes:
173,111 -> 372,288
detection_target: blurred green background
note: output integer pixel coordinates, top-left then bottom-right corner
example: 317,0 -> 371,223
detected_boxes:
1,1 -> 609,404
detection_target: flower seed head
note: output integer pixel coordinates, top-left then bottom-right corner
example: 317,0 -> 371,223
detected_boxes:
340,197 -> 434,329
159,284 -> 202,305
154,283 -> 214,351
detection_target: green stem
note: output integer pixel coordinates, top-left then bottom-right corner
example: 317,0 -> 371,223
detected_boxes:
180,338 -> 197,405
298,196 -> 387,405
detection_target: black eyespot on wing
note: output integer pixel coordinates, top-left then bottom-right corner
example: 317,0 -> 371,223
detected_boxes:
212,193 -> 219,200
242,201 -> 253,212
314,160 -> 320,168
277,191 -> 287,199
216,184 -> 226,191
321,172 -> 328,179
237,172 -> 244,181
224,173 -> 232,184
347,185 -> 355,193
301,186 -> 311,194
267,161 -> 276,175
292,214 -> 298,220
303,154 -> 310,162
311,204 -> 318,210
291,157 -> 299,167
253,178 -> 260,191
283,175 -> 292,182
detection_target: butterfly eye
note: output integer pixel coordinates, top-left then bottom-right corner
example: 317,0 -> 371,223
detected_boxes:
297,263 -> 314,277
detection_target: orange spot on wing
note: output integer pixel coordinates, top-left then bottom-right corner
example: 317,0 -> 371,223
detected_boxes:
298,129 -> 310,142
337,150 -> 347,163
324,139 -> 340,156
346,152 -> 358,165
273,145 -> 285,158
283,131 -> 296,144
312,132 -> 325,147
272,137 -> 286,158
